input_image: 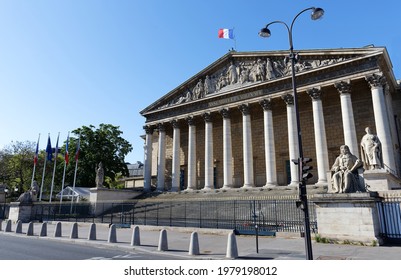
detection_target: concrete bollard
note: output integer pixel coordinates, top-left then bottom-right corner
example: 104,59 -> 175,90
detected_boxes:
108,224 -> 117,243
188,231 -> 200,255
26,222 -> 34,236
226,231 -> 238,259
88,223 -> 97,240
158,229 -> 168,251
5,220 -> 12,232
40,222 -> 47,237
15,220 -> 23,234
131,225 -> 140,246
54,222 -> 62,237
70,222 -> 78,239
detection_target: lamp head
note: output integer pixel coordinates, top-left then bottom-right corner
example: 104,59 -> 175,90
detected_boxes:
311,7 -> 324,20
258,27 -> 271,38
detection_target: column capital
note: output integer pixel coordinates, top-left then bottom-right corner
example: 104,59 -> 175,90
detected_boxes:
143,125 -> 154,134
203,112 -> 213,122
365,73 -> 386,89
220,108 -> 230,119
259,99 -> 272,111
186,116 -> 195,126
171,119 -> 180,129
157,123 -> 165,132
282,93 -> 294,105
334,80 -> 351,95
307,87 -> 322,100
238,104 -> 250,115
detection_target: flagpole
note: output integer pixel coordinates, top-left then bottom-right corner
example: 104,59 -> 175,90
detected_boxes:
39,134 -> 49,202
60,132 -> 69,204
49,132 -> 60,203
70,134 -> 80,213
31,134 -> 40,188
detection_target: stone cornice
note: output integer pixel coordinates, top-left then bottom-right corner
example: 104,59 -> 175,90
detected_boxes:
142,49 -> 385,124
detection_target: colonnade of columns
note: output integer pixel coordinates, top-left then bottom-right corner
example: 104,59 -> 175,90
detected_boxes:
143,74 -> 397,192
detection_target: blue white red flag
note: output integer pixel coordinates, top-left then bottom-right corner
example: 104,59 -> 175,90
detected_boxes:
75,135 -> 81,162
46,135 -> 52,161
33,134 -> 40,165
218,28 -> 234,39
65,133 -> 70,165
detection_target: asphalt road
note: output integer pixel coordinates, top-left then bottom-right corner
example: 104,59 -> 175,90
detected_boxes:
0,233 -> 185,260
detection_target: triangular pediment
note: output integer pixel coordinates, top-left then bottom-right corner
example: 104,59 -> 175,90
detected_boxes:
141,46 -> 389,117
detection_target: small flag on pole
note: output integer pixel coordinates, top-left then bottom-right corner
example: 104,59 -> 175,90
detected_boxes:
65,133 -> 70,165
218,28 -> 234,39
46,135 -> 53,161
33,134 -> 40,165
75,135 -> 81,162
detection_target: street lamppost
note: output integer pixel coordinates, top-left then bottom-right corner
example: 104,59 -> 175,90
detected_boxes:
259,7 -> 324,260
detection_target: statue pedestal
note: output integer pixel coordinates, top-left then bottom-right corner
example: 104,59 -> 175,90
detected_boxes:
363,169 -> 401,191
312,192 -> 382,245
8,202 -> 33,222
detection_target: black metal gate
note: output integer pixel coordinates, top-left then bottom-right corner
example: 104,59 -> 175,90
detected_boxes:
377,199 -> 401,244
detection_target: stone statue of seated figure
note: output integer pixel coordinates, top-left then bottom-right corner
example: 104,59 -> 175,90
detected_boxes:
329,145 -> 365,193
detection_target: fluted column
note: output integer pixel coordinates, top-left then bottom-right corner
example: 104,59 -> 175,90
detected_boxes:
171,120 -> 180,192
187,117 -> 197,190
365,73 -> 397,172
143,125 -> 154,192
203,113 -> 214,189
239,104 -> 254,188
334,80 -> 359,157
259,99 -> 277,187
220,108 -> 233,189
307,87 -> 329,186
156,123 -> 166,192
282,94 -> 299,187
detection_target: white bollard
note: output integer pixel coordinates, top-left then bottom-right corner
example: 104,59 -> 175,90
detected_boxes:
226,231 -> 238,259
26,221 -> 34,236
15,220 -> 23,234
108,224 -> 117,243
188,231 -> 200,255
131,225 -> 140,246
40,222 -> 47,237
158,229 -> 168,251
70,222 -> 78,239
54,222 -> 62,237
88,223 -> 97,240
5,220 -> 11,232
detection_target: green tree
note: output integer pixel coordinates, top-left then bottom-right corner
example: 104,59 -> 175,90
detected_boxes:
0,141 -> 36,198
68,124 -> 133,188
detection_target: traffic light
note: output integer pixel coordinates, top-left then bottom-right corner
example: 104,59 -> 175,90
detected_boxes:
301,157 -> 313,181
292,157 -> 313,182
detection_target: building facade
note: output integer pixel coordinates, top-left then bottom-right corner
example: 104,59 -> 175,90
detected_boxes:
140,47 -> 401,192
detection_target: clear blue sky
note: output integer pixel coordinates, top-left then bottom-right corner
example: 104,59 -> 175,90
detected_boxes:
1,0 -> 400,163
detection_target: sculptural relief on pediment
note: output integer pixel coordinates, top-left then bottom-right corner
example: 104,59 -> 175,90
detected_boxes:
157,55 -> 347,110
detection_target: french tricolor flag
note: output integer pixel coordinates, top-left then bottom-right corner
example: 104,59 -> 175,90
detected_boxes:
218,28 -> 234,39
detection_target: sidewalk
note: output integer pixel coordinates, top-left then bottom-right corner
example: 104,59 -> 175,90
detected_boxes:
1,220 -> 401,260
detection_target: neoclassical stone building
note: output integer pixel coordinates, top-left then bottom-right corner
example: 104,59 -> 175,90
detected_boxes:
140,47 -> 401,192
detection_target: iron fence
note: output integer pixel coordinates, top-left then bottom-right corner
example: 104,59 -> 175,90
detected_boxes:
27,198 -> 317,235
377,197 -> 401,244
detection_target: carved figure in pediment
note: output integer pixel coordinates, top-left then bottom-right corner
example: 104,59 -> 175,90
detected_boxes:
193,79 -> 204,100
227,61 -> 238,84
239,64 -> 250,84
216,73 -> 227,91
204,75 -> 214,95
265,58 -> 275,80
175,90 -> 192,104
252,58 -> 266,82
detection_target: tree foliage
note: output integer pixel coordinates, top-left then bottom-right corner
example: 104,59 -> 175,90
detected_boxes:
70,124 -> 133,188
0,124 -> 133,200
